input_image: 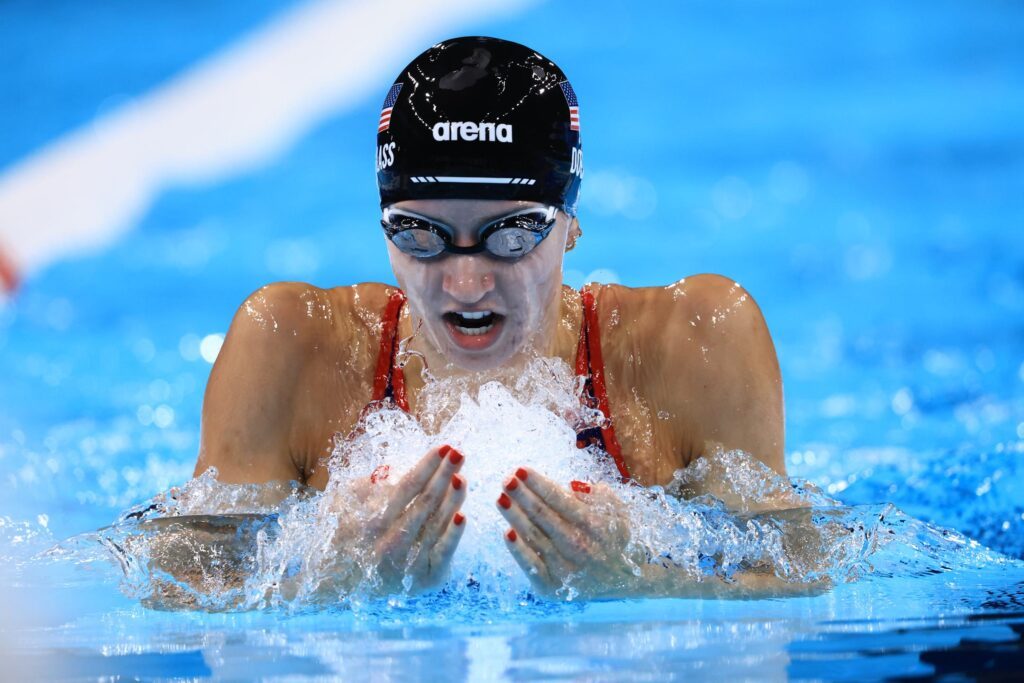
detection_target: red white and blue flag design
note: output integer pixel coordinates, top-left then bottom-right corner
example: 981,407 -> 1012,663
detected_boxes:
559,81 -> 579,131
378,83 -> 403,133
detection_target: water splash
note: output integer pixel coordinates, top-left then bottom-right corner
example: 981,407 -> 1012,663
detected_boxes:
47,358 -> 1015,611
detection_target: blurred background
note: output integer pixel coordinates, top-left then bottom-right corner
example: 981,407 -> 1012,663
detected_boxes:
1,0 -> 1022,556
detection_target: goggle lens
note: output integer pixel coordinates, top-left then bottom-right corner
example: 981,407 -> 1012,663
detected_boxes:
382,207 -> 556,260
390,227 -> 446,258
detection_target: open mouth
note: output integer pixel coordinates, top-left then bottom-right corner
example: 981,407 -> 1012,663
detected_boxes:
442,310 -> 506,350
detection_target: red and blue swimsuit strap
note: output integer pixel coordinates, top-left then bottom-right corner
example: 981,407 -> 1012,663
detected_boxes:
370,288 -> 410,412
578,285 -> 631,482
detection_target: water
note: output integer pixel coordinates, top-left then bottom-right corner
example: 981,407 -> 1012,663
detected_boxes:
2,0 -> 1024,679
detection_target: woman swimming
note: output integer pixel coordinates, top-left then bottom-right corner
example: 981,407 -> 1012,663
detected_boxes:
192,37 -> 786,598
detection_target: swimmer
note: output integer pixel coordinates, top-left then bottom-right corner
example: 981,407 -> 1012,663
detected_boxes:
193,37 -> 786,598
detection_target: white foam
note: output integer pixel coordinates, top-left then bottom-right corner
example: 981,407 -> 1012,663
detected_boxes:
82,358 -> 1014,610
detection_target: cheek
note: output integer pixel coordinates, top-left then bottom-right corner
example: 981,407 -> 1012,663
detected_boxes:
500,252 -> 563,319
390,251 -> 442,301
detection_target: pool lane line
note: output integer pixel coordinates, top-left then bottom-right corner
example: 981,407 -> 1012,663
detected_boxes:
0,0 -> 538,286
0,241 -> 18,293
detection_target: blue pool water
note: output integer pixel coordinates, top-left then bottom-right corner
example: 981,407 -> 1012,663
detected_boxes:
2,0 -> 1024,679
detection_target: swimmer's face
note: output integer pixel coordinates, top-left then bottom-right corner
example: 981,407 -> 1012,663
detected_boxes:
386,199 -> 573,372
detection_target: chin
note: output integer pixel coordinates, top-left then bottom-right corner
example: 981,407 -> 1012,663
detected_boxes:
437,327 -> 519,373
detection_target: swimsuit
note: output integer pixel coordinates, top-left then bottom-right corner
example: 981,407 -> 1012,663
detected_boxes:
368,286 -> 631,482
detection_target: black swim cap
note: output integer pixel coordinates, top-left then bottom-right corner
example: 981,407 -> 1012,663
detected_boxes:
375,36 -> 583,216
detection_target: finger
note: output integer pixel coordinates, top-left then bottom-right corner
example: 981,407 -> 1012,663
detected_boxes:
405,474 -> 465,581
376,445 -> 451,529
497,485 -> 575,574
503,527 -> 556,592
514,467 -> 591,528
419,473 -> 468,549
422,510 -> 468,584
393,447 -> 465,545
502,478 -> 594,565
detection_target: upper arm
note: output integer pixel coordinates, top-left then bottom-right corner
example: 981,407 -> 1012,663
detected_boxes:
193,282 -> 323,484
660,274 -> 785,475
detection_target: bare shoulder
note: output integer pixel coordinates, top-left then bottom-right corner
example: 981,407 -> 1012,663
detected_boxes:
596,275 -> 785,474
595,273 -> 768,351
230,280 -> 399,350
195,281 -> 400,485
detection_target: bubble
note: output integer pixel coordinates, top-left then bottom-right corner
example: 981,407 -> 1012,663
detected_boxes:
153,405 -> 175,429
200,334 -> 224,363
891,388 -> 914,416
585,171 -> 657,219
179,334 -> 201,362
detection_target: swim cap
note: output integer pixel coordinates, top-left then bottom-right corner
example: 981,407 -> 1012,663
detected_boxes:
375,36 -> 583,216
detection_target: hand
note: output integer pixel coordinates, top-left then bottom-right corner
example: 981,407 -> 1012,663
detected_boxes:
496,467 -> 639,599
332,445 -> 467,595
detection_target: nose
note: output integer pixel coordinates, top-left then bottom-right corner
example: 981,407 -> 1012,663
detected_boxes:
442,255 -> 496,304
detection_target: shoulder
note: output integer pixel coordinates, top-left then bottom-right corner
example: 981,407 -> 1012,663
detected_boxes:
593,273 -> 768,348
215,280 -> 404,393
593,274 -> 784,471
228,280 -> 400,348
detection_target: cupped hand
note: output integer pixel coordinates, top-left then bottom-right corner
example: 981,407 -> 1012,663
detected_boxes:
337,445 -> 467,594
496,467 -> 639,598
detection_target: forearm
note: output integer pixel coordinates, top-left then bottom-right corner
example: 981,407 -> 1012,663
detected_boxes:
627,558 -> 829,599
105,513 -> 361,610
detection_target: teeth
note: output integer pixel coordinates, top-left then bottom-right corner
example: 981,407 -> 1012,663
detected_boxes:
454,323 -> 495,336
457,310 -> 492,319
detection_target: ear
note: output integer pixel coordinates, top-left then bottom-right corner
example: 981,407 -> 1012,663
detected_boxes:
565,216 -> 583,252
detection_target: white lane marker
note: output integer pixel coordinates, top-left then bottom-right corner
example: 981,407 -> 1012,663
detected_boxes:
0,0 -> 536,290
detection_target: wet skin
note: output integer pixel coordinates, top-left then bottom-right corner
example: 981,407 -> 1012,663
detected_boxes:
194,199 -> 785,596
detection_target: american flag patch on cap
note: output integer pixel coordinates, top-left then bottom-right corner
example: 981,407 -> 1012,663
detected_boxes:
559,81 -> 579,132
378,83 -> 403,133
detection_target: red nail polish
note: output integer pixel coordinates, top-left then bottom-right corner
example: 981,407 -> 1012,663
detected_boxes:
506,528 -> 517,542
571,480 -> 592,494
448,448 -> 464,465
439,445 -> 451,458
498,492 -> 511,509
505,476 -> 519,491
451,474 -> 462,491
370,465 -> 389,483
515,467 -> 528,481
453,512 -> 465,526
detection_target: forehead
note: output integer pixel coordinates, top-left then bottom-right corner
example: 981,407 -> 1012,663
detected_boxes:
390,199 -> 547,227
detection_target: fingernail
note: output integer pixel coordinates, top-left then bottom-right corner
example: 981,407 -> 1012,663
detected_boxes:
451,474 -> 463,491
571,480 -> 592,494
448,448 -> 464,465
370,465 -> 390,483
506,528 -> 517,542
515,467 -> 528,481
504,476 -> 519,491
439,445 -> 451,458
498,492 -> 512,509
453,512 -> 465,526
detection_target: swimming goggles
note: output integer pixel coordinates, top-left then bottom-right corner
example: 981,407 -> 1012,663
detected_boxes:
381,205 -> 558,260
